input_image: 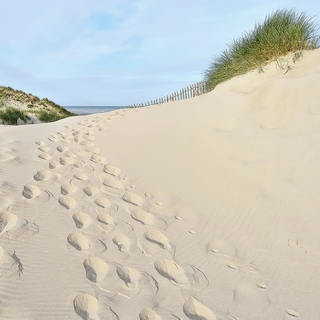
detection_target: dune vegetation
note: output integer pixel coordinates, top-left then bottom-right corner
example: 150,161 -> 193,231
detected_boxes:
0,86 -> 75,125
0,107 -> 30,125
204,8 -> 320,90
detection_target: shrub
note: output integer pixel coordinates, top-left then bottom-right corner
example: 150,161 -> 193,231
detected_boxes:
204,8 -> 320,90
0,107 -> 29,125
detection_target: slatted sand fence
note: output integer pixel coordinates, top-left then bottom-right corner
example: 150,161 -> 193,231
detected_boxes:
128,81 -> 208,108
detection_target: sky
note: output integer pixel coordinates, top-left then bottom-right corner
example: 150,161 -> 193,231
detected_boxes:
0,0 -> 320,106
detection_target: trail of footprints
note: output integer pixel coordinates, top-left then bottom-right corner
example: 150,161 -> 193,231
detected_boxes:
18,113 -> 215,319
11,111 -> 298,319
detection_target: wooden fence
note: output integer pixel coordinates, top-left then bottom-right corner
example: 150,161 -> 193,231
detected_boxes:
128,81 -> 208,108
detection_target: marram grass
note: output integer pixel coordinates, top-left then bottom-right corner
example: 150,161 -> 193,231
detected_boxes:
204,9 -> 320,91
0,107 -> 29,125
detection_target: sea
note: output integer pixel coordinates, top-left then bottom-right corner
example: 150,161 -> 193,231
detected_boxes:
63,106 -> 127,115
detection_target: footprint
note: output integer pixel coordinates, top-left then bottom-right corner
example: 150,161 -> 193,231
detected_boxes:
36,140 -> 46,146
58,131 -> 69,138
74,137 -> 83,144
90,147 -> 100,154
0,211 -> 18,234
83,256 -> 109,282
74,160 -> 85,168
83,134 -> 95,141
90,154 -> 104,163
83,185 -> 100,196
62,139 -> 72,144
144,228 -> 171,249
73,212 -> 91,228
103,175 -> 123,189
38,146 -> 51,153
97,213 -> 114,226
122,191 -> 144,207
131,208 -> 153,226
72,129 -> 84,136
33,170 -> 56,181
112,234 -> 131,252
74,173 -> 89,181
49,160 -> 61,169
58,196 -> 76,209
183,297 -> 216,320
56,145 -> 69,152
59,156 -> 75,165
116,265 -> 140,288
139,308 -> 162,320
64,151 -> 77,158
67,232 -> 90,251
97,125 -> 106,131
226,261 -> 238,270
61,183 -> 78,195
73,293 -> 99,320
103,164 -> 121,176
154,259 -> 189,285
80,140 -> 95,147
22,184 -> 41,199
95,197 -> 111,208
48,134 -> 59,142
38,153 -> 52,160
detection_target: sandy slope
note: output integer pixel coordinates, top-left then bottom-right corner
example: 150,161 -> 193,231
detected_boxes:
0,49 -> 320,319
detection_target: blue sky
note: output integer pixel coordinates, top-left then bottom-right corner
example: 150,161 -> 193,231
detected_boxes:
0,0 -> 319,106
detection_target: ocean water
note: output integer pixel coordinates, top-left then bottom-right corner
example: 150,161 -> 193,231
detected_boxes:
64,106 -> 127,115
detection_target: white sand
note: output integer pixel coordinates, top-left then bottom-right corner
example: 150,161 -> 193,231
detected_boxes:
1,49 -> 320,319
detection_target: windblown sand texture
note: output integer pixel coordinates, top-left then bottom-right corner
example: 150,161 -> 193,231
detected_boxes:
1,49 -> 320,319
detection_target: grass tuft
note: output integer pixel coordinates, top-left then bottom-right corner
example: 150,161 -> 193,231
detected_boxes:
204,8 -> 320,90
0,107 -> 29,125
37,110 -> 65,122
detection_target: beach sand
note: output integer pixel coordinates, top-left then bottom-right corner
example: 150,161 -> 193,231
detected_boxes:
1,49 -> 320,319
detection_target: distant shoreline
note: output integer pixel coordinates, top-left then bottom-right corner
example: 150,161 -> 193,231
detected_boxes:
63,105 -> 126,115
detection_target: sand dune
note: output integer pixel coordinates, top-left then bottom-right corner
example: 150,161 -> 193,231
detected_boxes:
0,49 -> 320,319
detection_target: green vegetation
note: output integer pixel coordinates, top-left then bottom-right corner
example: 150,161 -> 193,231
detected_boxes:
37,110 -> 65,122
38,99 -> 74,117
0,107 -> 30,125
0,86 -> 75,124
204,8 -> 320,90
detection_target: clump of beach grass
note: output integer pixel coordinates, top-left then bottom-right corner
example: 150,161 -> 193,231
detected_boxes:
37,110 -> 65,122
204,8 -> 320,90
0,107 -> 29,125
